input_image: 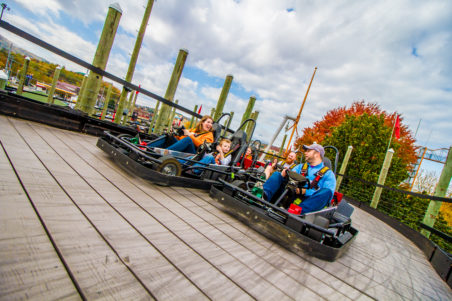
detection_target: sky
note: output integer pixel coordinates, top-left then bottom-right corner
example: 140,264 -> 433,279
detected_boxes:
1,0 -> 451,177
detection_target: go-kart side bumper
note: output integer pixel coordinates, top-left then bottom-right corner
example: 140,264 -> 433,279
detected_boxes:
96,137 -> 215,189
209,185 -> 358,261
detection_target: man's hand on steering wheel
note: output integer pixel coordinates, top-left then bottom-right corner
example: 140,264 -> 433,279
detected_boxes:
281,167 -> 288,178
295,188 -> 306,196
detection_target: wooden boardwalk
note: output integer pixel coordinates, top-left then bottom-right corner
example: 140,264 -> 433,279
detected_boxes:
0,115 -> 451,300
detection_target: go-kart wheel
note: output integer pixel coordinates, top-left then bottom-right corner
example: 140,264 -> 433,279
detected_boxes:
117,134 -> 133,140
156,156 -> 182,177
307,215 -> 330,243
231,180 -> 247,190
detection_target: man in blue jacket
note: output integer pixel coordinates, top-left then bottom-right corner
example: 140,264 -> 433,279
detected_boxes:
263,143 -> 336,214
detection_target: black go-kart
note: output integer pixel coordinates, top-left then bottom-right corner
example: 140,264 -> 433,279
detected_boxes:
208,146 -> 358,261
96,114 -> 257,189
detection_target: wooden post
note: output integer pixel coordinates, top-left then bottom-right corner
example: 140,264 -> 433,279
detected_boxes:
214,74 -> 233,120
121,91 -> 134,125
115,0 -> 154,123
74,75 -> 87,110
246,110 -> 259,141
101,83 -> 113,120
421,147 -> 452,237
240,96 -> 256,126
128,90 -> 139,123
16,56 -> 30,95
370,148 -> 394,208
336,146 -> 353,191
154,49 -> 188,134
278,134 -> 287,157
148,101 -> 160,134
189,105 -> 198,129
47,66 -> 61,104
168,99 -> 179,127
79,4 -> 122,114
227,111 -> 234,130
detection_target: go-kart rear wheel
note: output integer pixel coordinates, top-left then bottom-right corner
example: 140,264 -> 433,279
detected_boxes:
117,134 -> 133,140
231,180 -> 247,190
307,215 -> 330,243
156,156 -> 182,177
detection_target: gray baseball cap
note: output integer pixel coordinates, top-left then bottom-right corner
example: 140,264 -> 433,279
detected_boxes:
302,143 -> 324,158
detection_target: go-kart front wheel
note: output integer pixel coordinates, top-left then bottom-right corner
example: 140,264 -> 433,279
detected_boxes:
156,155 -> 182,177
307,215 -> 330,243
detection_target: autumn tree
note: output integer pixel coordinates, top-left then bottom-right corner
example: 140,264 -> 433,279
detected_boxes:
294,101 -> 417,186
294,101 -> 451,252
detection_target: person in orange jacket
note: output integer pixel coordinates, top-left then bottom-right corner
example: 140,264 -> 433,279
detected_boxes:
148,115 -> 214,154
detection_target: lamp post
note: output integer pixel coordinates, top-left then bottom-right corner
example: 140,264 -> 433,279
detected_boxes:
1,3 -> 10,21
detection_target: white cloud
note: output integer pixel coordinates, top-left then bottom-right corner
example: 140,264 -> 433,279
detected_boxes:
3,0 -> 451,152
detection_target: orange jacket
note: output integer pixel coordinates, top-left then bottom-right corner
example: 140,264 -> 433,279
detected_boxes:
178,129 -> 214,148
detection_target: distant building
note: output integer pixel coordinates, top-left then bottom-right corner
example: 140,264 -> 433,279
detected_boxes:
35,81 -> 78,102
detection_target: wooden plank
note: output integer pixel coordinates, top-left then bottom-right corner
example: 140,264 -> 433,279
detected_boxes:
173,187 -> 369,300
0,116 -> 151,300
58,128 -> 326,300
179,183 -> 452,300
66,126 -> 436,300
21,119 -> 228,300
24,117 -> 452,300
0,142 -> 80,300
186,188 -> 449,300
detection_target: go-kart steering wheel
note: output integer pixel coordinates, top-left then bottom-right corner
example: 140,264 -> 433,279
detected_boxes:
287,170 -> 310,189
171,125 -> 185,137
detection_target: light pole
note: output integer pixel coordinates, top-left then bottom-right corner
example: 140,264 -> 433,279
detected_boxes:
1,3 -> 10,20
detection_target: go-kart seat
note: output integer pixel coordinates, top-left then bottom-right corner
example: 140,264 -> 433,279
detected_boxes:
323,157 -> 333,171
211,123 -> 222,142
228,130 -> 248,166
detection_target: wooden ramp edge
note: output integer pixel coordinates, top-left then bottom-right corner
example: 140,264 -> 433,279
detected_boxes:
0,115 -> 451,300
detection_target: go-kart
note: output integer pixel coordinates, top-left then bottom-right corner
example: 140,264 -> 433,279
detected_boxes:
96,115 -> 257,189
208,147 -> 358,261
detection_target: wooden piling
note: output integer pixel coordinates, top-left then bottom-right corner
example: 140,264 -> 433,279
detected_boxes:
115,0 -> 154,123
16,56 -> 30,95
214,74 -> 233,121
101,83 -> 113,120
154,49 -> 188,134
47,66 -> 61,104
240,96 -> 256,126
79,4 -> 122,115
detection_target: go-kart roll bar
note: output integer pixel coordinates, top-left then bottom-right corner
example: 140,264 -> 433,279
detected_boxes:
215,112 -> 234,135
104,131 -> 164,164
217,178 -> 338,237
236,118 -> 257,142
324,145 -> 339,174
104,131 -> 238,175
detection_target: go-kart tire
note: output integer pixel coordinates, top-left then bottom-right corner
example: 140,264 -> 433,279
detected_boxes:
156,155 -> 182,177
231,180 -> 247,190
307,215 -> 330,242
118,133 -> 133,140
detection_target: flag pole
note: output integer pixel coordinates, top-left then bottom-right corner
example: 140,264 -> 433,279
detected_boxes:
286,67 -> 318,152
386,113 -> 397,154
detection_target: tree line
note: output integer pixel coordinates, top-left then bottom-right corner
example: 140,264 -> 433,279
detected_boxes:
0,48 -> 121,99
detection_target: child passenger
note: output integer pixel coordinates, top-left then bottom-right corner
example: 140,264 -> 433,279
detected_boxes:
192,138 -> 232,174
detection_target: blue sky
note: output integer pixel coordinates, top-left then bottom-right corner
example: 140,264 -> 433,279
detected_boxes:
2,0 -> 452,183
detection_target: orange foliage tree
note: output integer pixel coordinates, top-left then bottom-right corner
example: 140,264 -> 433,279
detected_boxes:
294,101 -> 418,184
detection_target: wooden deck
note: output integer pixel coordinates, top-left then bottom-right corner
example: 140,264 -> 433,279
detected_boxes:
0,115 -> 451,300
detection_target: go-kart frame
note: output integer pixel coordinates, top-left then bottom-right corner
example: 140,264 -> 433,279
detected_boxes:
96,117 -> 257,189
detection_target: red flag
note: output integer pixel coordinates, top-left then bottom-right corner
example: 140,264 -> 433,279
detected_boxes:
394,115 -> 400,139
198,105 -> 202,114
